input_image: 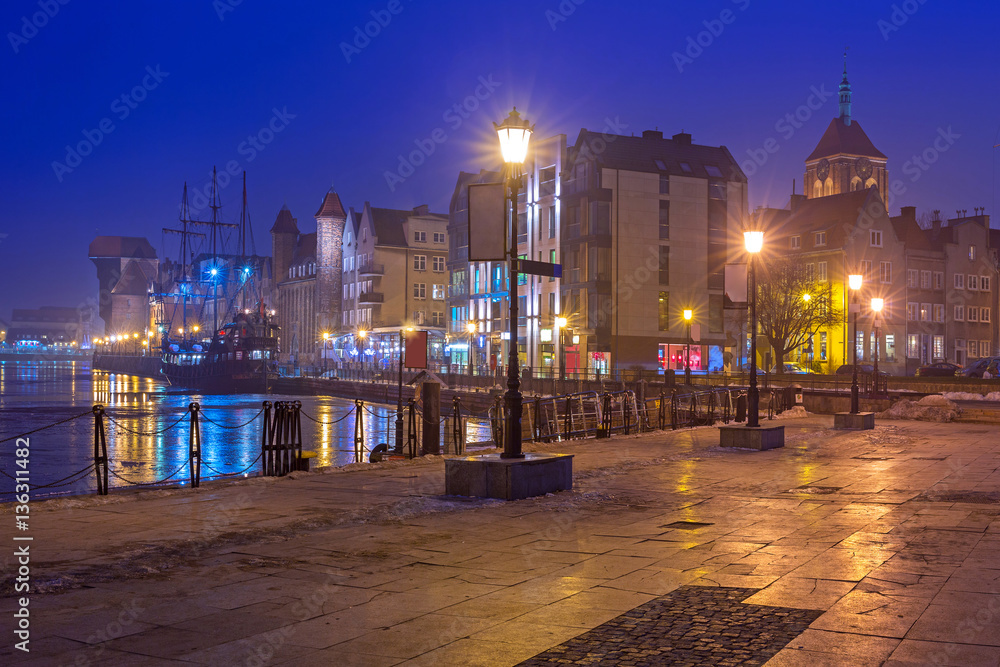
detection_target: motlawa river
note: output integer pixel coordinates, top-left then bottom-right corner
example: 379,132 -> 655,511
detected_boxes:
0,360 -> 487,499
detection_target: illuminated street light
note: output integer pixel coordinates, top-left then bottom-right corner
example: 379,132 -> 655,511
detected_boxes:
849,273 -> 863,413
744,229 -> 764,427
870,297 -> 884,396
683,309 -> 693,385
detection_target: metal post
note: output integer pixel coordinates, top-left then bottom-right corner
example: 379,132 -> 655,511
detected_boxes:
871,318 -> 880,399
685,321 -> 691,385
395,329 -> 404,454
850,298 -> 859,413
93,404 -> 108,496
468,330 -> 474,380
503,167 -> 524,459
748,253 -> 760,428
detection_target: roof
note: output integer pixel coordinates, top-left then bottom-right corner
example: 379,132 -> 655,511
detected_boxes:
761,189 -> 886,250
569,130 -> 746,182
890,213 -> 937,253
88,236 -> 157,259
315,188 -> 347,219
806,117 -> 887,161
370,206 -> 447,248
270,205 -> 299,234
291,233 -> 317,264
111,260 -> 153,295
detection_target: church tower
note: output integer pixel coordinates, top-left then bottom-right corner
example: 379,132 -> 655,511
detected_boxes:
315,188 -> 347,335
804,55 -> 888,202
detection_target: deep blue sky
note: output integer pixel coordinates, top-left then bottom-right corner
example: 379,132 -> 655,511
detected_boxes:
2,0 -> 998,322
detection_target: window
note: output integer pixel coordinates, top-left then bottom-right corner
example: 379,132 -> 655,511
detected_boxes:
805,263 -> 815,280
432,256 -> 445,272
413,255 -> 426,271
968,275 -> 979,291
920,271 -> 931,289
885,334 -> 896,362
659,174 -> 669,194
432,284 -> 444,300
880,261 -> 892,284
414,311 -> 425,325
549,249 -> 556,282
414,231 -> 426,243
907,269 -> 918,288
654,159 -> 667,171
679,162 -> 692,173
431,311 -> 444,326
933,335 -> 945,360
820,331 -> 827,361
856,330 -> 865,361
658,201 -> 670,239
433,232 -> 445,243
906,302 -> 918,321
982,276 -> 992,292
790,235 -> 801,250
968,308 -> 978,322
983,340 -> 993,356
919,303 -> 930,321
954,273 -> 965,289
659,246 -> 669,285
907,334 -> 920,358
870,230 -> 882,247
413,283 -> 426,299
861,260 -> 873,282
970,244 -> 976,261
982,308 -> 991,323
954,305 -> 965,321
705,165 -> 724,178
815,231 -> 826,247
658,292 -> 669,331
933,304 -> 945,323
933,271 -> 944,289
968,340 -> 978,357
818,261 -> 827,282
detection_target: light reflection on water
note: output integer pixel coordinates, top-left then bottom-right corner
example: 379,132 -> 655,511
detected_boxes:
0,360 -> 489,497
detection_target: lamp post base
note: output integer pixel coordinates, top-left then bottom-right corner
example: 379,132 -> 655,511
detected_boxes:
834,412 -> 875,430
718,424 -> 785,450
446,452 -> 573,500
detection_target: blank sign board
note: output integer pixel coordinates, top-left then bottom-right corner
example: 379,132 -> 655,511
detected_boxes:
468,182 -> 506,261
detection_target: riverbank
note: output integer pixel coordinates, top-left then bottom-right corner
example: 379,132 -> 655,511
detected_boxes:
4,415 -> 1000,665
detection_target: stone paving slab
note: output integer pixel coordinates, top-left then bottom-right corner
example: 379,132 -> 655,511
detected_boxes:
4,417 -> 1000,665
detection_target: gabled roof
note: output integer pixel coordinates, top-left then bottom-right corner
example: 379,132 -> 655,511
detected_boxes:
368,206 -> 447,248
315,188 -> 347,219
762,189 -> 888,250
88,236 -> 157,259
890,214 -> 937,253
806,117 -> 887,161
290,233 -> 317,265
111,260 -> 152,295
568,130 -> 746,182
270,205 -> 299,234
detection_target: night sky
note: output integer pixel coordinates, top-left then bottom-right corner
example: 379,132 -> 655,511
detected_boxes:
2,0 -> 998,323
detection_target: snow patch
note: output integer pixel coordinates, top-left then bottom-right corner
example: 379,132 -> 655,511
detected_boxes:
877,397 -> 960,422
942,391 -> 1000,401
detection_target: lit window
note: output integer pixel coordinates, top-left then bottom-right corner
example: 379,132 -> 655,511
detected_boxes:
906,303 -> 918,321
969,245 -> 976,261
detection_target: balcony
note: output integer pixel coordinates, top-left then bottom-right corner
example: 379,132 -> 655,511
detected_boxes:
357,262 -> 384,276
358,292 -> 385,304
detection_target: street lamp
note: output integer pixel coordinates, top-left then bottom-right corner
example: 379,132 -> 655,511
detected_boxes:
555,316 -> 568,381
466,321 -> 476,379
495,107 -> 533,460
744,229 -> 764,428
848,273 -> 863,413
209,267 -> 219,334
870,297 -> 884,397
358,330 -> 368,373
395,326 -> 414,455
683,309 -> 693,385
321,332 -> 330,376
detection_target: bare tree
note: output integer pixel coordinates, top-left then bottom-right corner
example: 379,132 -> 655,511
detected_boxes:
755,258 -> 843,372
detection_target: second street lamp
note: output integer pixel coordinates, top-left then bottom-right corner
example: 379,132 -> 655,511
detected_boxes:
683,309 -> 693,385
849,273 -> 863,413
495,108 -> 533,460
555,316 -> 568,381
744,229 -> 764,428
871,297 -> 884,398
466,321 -> 476,379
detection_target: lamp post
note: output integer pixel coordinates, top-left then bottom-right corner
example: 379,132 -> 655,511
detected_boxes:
849,274 -> 863,413
495,108 -> 533,459
871,297 -> 884,398
555,316 -> 567,381
394,327 -> 412,455
466,321 -> 476,379
209,267 -> 219,334
358,330 -> 367,375
321,332 -> 329,376
744,229 -> 764,428
683,309 -> 693,385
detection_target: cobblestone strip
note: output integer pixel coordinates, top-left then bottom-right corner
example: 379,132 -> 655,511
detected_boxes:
518,586 -> 822,666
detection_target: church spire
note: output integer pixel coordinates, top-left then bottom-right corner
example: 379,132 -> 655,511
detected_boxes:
839,49 -> 852,125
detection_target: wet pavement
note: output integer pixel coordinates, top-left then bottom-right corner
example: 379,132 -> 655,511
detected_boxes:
4,414 -> 1000,665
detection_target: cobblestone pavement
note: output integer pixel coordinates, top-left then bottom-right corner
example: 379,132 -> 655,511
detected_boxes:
519,586 -> 822,666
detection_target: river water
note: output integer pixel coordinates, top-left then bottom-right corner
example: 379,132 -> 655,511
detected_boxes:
0,360 -> 488,499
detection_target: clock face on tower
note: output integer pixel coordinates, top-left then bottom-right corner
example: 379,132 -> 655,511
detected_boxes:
855,157 -> 873,180
817,158 -> 830,181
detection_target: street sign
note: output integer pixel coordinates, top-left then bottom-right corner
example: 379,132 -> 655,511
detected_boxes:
517,259 -> 562,278
468,182 -> 506,261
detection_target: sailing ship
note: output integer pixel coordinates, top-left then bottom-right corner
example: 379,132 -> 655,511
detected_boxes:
155,169 -> 280,393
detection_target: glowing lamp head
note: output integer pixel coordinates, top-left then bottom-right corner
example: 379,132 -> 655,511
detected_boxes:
210,268 -> 218,277
802,294 -> 811,302
849,274 -> 863,291
133,332 -> 139,338
322,332 -> 330,341
683,309 -> 693,322
466,322 -> 476,334
192,325 -> 199,333
494,107 -> 533,165
177,328 -> 183,335
871,297 -> 884,313
555,316 -> 568,329
358,330 -> 367,339
743,230 -> 764,254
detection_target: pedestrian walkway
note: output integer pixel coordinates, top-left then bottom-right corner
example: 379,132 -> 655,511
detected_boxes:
4,414 -> 1000,665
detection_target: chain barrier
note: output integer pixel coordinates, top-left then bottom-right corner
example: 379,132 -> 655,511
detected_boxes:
105,411 -> 189,436
199,406 -> 266,430
108,459 -> 189,487
299,408 -> 354,425
201,452 -> 263,477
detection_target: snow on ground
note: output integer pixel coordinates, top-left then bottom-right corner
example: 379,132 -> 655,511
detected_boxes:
877,395 -> 961,422
942,391 -> 1000,401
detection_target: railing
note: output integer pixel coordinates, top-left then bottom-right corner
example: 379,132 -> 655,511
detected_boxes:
357,262 -> 384,275
358,292 -> 385,304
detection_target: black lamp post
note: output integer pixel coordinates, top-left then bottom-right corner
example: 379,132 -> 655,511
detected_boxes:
870,297 -> 883,398
466,321 -> 476,379
683,309 -> 693,385
745,230 -> 763,428
555,316 -> 567,381
394,328 -> 409,454
495,108 -> 533,460
322,332 -> 329,376
849,273 -> 862,413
